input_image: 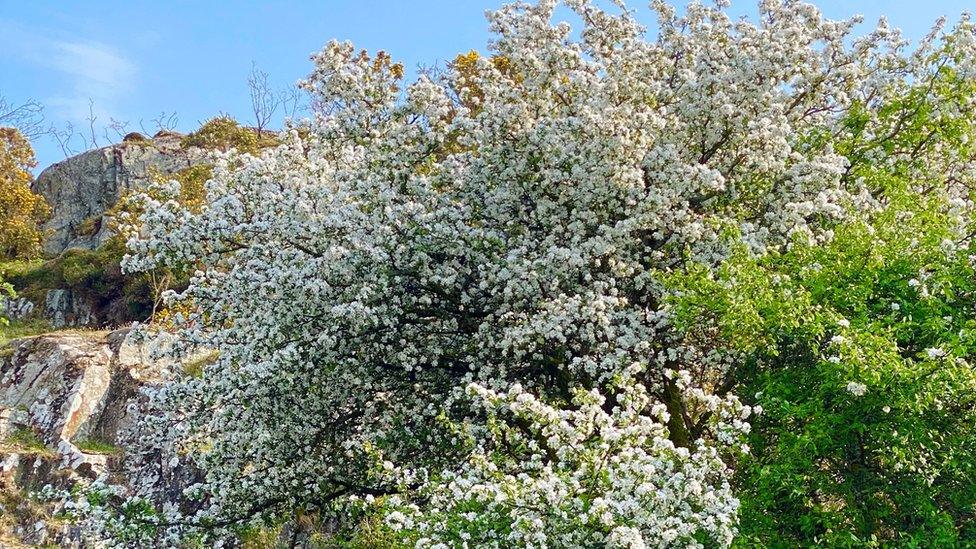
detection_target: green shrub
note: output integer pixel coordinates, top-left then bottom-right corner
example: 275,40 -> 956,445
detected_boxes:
181,116 -> 277,154
60,248 -> 108,288
670,186 -> 976,545
174,164 -> 213,213
0,236 -> 181,328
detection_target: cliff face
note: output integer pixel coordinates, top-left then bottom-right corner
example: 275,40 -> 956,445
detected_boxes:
32,132 -> 205,256
0,329 -> 174,546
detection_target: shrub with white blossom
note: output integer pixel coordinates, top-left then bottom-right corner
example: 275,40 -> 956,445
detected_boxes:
81,0 -> 976,546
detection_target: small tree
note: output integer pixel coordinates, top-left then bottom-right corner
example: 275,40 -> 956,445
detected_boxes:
0,127 -> 50,259
84,1 -> 976,547
247,62 -> 280,138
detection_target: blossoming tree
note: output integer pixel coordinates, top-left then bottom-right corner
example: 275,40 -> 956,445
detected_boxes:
83,0 -> 976,546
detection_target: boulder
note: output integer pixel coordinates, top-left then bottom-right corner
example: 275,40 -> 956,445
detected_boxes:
43,289 -> 96,329
32,132 -> 205,255
0,297 -> 35,321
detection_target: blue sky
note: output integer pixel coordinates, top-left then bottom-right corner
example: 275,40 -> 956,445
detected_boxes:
1,0 -> 972,171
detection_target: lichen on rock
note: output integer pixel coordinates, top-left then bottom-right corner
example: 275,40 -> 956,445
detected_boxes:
32,132 -> 206,256
0,329 -> 171,546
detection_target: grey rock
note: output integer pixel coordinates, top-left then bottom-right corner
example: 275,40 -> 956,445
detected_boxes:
0,333 -> 116,449
44,289 -> 70,328
0,330 -> 173,478
44,289 -> 97,328
33,131 -> 206,255
0,329 -> 205,545
0,297 -> 35,320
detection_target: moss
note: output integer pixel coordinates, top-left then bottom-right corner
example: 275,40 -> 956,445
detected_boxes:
74,438 -> 119,455
76,215 -> 103,237
2,427 -> 53,457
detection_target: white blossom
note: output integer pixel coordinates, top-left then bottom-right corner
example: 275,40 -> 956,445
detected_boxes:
82,0 -> 976,546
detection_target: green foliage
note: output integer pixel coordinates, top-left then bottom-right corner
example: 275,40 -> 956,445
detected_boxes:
0,317 -> 52,347
0,276 -> 12,328
670,189 -> 976,545
238,525 -> 283,548
74,438 -> 120,455
0,238 -> 165,327
181,116 -> 278,154
0,258 -> 56,293
76,215 -> 102,237
667,52 -> 976,545
174,164 -> 213,213
330,512 -> 407,548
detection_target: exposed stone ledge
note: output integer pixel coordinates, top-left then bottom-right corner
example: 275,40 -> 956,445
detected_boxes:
32,131 -> 206,255
0,328 -> 170,546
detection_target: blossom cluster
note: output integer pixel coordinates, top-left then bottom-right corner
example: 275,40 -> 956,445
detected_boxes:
87,0 -> 976,546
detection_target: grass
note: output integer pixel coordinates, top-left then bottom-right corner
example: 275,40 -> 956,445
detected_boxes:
0,318 -> 53,347
73,438 -> 120,455
0,480 -> 66,549
1,427 -> 54,458
1,317 -> 112,359
240,525 -> 284,549
0,259 -> 56,304
0,258 -> 48,281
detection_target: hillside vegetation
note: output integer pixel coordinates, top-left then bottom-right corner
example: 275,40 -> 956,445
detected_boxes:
4,1 -> 976,547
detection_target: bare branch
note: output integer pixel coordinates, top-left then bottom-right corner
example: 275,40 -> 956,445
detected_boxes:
49,122 -> 78,158
85,98 -> 100,149
279,85 -> 307,120
153,111 -> 179,132
105,117 -> 131,142
248,62 -> 281,137
0,95 -> 47,139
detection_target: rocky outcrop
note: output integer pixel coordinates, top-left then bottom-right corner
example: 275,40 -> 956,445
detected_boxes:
0,330 -> 162,476
0,329 -> 170,546
33,131 -> 206,255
